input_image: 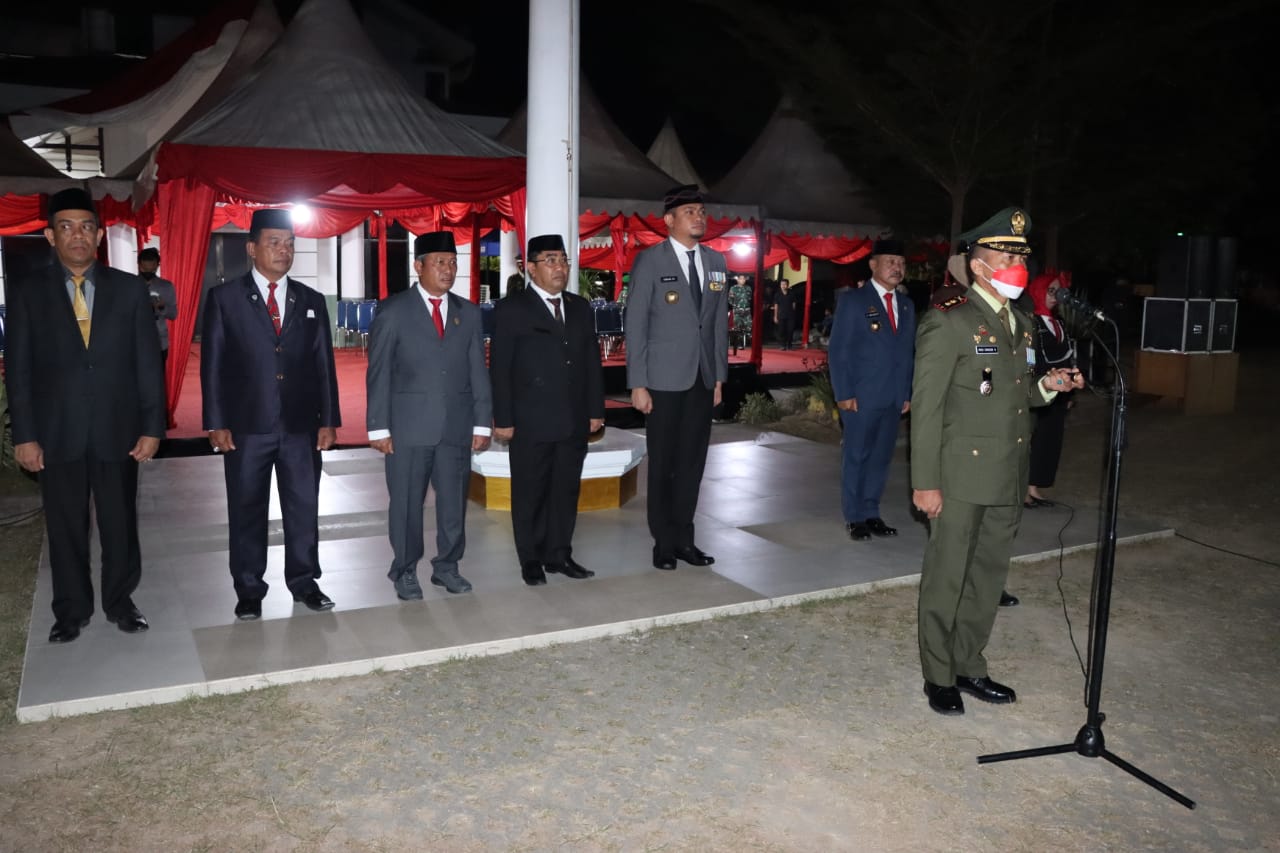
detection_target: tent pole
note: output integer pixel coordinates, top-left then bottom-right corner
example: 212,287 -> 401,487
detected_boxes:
801,257 -> 813,350
376,214 -> 388,300
470,219 -> 482,303
750,220 -> 765,370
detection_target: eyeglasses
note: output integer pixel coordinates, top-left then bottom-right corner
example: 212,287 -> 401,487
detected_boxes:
530,255 -> 572,267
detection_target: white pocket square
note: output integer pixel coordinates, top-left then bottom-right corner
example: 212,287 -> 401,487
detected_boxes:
306,309 -> 316,318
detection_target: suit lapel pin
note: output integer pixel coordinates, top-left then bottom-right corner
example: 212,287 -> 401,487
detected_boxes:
665,290 -> 680,304
973,334 -> 981,343
989,336 -> 997,343
453,317 -> 460,325
870,321 -> 881,332
251,294 -> 259,301
977,324 -> 988,336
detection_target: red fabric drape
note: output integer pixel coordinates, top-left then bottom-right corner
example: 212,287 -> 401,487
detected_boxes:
0,194 -> 44,235
376,215 -> 388,300
157,145 -> 525,207
156,179 -> 217,426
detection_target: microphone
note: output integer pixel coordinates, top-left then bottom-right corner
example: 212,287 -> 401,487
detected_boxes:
1057,290 -> 1108,322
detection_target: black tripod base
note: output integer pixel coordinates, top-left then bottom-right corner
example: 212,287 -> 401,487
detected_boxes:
978,723 -> 1195,809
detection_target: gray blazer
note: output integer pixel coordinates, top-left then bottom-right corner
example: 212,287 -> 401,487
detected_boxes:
625,240 -> 730,391
366,286 -> 492,447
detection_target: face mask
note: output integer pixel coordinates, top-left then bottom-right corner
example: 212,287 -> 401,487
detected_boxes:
978,259 -> 1028,300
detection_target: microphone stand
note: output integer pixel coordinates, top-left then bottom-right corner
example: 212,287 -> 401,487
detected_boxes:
976,315 -> 1195,809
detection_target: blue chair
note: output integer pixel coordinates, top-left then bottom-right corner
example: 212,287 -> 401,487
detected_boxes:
480,301 -> 496,338
356,300 -> 376,352
334,300 -> 350,347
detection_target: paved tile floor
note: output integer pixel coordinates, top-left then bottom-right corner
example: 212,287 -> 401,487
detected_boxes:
17,425 -> 1169,721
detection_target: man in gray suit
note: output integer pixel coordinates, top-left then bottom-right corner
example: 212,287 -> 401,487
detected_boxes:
366,231 -> 492,598
625,185 -> 730,571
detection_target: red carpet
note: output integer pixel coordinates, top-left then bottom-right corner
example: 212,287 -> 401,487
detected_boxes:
168,342 -> 828,443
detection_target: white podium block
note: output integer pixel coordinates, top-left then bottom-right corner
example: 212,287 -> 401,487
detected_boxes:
469,428 -> 645,511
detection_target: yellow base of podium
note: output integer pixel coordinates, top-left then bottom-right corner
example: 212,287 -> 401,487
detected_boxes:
469,468 -> 638,512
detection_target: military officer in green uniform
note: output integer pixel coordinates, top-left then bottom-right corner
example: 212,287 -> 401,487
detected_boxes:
910,207 -> 1084,716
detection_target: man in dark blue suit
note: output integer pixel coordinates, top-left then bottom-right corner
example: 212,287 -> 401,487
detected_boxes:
828,239 -> 915,541
201,208 -> 341,620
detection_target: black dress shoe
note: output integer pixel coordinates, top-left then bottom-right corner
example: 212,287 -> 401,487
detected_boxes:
865,517 -> 897,537
924,682 -> 965,715
48,618 -> 90,644
521,560 -> 547,586
107,605 -> 149,634
234,598 -> 263,621
999,590 -> 1020,607
673,545 -> 714,566
955,675 -> 1017,704
546,558 -> 594,579
430,572 -> 473,594
652,548 -> 677,571
293,588 -> 336,612
846,521 -> 871,541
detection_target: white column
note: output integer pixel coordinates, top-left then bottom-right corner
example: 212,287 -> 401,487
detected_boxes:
107,223 -> 138,273
526,0 -> 580,292
499,228 -> 520,294
340,225 -> 366,299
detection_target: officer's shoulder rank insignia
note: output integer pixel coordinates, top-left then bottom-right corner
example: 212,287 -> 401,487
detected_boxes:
937,294 -> 967,311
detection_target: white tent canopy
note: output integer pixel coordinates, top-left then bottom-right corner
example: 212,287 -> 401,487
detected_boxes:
714,97 -> 883,239
11,1 -> 280,179
646,117 -> 706,193
172,0 -> 514,159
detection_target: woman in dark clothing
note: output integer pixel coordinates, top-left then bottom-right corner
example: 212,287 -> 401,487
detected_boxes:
1026,273 -> 1074,508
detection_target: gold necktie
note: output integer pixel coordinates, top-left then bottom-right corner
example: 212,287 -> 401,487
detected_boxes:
72,274 -> 91,347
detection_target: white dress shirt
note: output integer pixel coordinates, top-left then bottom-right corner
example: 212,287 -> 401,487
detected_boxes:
669,236 -> 705,294
250,267 -> 287,326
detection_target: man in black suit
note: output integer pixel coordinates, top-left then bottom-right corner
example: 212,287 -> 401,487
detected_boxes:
625,185 -> 730,571
6,188 -> 165,642
490,234 -> 605,586
201,208 -> 341,620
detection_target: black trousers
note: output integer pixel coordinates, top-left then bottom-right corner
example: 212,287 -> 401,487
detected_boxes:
1029,396 -> 1068,488
510,434 -> 587,565
40,456 -> 141,623
223,431 -> 322,601
645,381 -> 714,554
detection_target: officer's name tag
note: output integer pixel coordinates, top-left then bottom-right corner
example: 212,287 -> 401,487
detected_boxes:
660,275 -> 679,283
976,345 -> 999,354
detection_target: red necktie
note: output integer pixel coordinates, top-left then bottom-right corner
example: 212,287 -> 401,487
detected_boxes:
429,297 -> 445,338
1051,317 -> 1063,342
549,297 -> 563,323
267,281 -> 281,334
884,291 -> 896,333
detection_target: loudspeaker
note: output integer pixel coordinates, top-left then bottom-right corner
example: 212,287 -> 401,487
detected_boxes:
1157,236 -> 1215,299
1210,299 -> 1237,352
1214,238 -> 1238,299
1141,297 -> 1212,352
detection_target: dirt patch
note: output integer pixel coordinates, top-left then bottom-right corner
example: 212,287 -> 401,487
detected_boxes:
1,352 -> 1278,850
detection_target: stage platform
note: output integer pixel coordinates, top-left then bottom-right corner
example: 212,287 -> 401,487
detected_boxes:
16,424 -> 1171,722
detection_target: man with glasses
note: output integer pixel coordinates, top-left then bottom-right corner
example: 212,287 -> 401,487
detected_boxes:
625,185 -> 730,572
490,235 -> 604,586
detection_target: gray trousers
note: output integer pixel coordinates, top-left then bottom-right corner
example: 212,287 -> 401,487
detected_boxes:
385,443 -> 471,580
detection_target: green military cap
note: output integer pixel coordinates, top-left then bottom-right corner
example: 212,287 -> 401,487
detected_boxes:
959,207 -> 1033,255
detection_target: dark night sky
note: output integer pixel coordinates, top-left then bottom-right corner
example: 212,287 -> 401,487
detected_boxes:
14,1 -> 1280,262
